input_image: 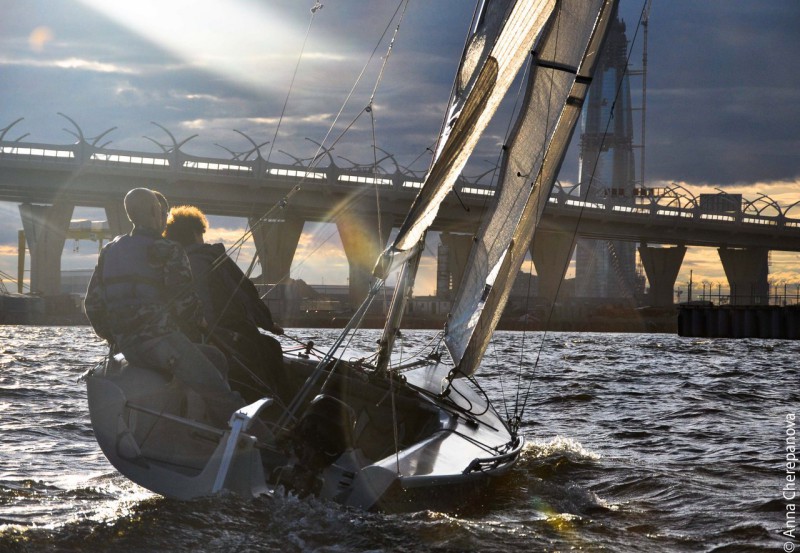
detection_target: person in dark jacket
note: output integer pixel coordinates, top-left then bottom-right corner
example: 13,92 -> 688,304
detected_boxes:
84,188 -> 242,426
164,205 -> 288,404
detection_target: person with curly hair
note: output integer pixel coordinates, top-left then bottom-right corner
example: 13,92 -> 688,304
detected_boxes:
165,205 -> 288,404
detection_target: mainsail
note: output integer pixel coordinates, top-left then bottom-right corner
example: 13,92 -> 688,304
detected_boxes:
375,0 -> 557,276
445,0 -> 619,375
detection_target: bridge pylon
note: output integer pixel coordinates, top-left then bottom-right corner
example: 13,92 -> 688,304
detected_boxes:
638,244 -> 686,307
249,213 -> 305,285
531,230 -> 576,306
336,213 -> 391,308
718,247 -> 769,305
19,202 -> 75,296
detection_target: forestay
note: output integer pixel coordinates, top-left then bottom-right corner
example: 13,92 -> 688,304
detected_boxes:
375,0 -> 557,277
445,0 -> 619,376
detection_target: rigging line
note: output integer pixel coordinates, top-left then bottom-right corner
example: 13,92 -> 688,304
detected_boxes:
196,194 -> 292,284
404,143 -> 436,176
304,0 -> 408,172
517,0 -> 652,424
388,334 -> 404,473
509,3 -> 565,420
218,186 -> 301,266
392,330 -> 445,368
287,279 -> 382,424
368,0 -> 409,104
318,295 -> 375,391
369,106 -> 388,310
266,1 -> 321,164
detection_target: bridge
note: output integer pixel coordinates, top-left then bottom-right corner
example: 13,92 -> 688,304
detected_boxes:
2,117 -> 799,307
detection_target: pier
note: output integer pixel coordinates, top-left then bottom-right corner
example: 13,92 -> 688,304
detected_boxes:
678,288 -> 800,339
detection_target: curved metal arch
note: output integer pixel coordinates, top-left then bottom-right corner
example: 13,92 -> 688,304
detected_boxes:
142,135 -> 171,154
149,121 -> 198,152
374,146 -> 400,174
57,112 -> 116,147
90,127 -> 117,147
783,199 -> 800,220
743,193 -> 782,217
277,149 -> 308,166
305,137 -> 335,167
0,118 -> 25,142
57,112 -> 85,143
233,129 -> 269,161
657,182 -> 699,210
375,146 -> 423,178
461,160 -> 500,187
552,180 -> 581,197
215,143 -> 242,160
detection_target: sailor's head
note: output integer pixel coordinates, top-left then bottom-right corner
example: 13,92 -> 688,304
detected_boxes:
164,205 -> 208,247
123,188 -> 163,232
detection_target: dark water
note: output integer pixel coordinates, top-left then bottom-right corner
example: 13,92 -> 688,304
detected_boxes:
0,326 -> 796,552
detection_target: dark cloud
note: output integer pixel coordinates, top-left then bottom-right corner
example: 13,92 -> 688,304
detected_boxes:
639,0 -> 800,184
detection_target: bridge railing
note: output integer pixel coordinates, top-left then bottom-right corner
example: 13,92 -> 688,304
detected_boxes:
548,191 -> 800,230
0,136 -> 517,200
2,134 -> 798,229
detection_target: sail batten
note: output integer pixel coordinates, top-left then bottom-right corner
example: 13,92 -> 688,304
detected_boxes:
445,0 -> 619,376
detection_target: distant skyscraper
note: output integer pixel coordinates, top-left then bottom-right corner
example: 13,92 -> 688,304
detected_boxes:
575,12 -> 638,300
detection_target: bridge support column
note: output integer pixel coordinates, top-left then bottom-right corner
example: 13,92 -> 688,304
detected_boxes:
531,231 -> 575,305
103,200 -> 132,237
438,232 -> 473,299
337,215 -> 390,308
249,214 -> 305,285
19,202 -> 75,296
718,247 -> 769,305
638,244 -> 686,307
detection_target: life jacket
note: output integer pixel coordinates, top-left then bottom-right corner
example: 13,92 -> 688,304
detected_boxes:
101,233 -> 165,311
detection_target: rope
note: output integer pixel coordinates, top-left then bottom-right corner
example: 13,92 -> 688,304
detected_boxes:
304,0 -> 410,170
266,1 -> 324,164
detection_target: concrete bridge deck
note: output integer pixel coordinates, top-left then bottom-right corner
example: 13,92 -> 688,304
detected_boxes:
2,134 -> 799,305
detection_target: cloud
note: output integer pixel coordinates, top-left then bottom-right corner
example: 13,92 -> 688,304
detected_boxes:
0,55 -> 139,74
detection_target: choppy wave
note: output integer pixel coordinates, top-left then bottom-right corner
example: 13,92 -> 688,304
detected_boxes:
0,327 -> 794,552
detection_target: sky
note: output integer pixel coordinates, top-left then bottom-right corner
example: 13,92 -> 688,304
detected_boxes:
0,0 -> 799,297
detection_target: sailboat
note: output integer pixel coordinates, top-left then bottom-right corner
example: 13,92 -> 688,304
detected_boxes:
85,0 -> 618,512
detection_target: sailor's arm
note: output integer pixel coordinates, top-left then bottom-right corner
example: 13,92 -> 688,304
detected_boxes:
83,258 -> 113,341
